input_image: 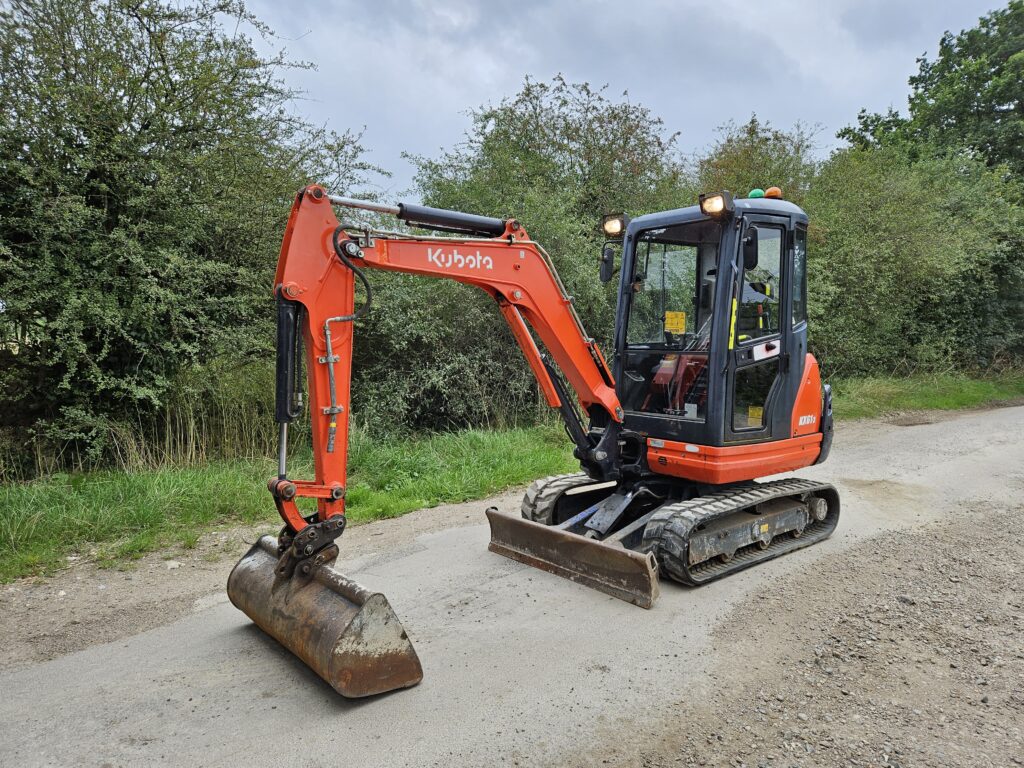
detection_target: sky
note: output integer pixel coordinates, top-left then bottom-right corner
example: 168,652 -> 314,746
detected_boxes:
245,0 -> 1001,200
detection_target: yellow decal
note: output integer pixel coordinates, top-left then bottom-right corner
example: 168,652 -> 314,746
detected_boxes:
759,523 -> 769,534
728,298 -> 738,349
664,311 -> 687,334
747,405 -> 764,426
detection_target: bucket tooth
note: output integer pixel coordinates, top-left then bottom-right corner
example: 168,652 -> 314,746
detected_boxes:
485,509 -> 660,608
227,536 -> 423,698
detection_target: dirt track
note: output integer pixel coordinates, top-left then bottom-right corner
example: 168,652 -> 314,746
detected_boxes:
1,406 -> 1022,767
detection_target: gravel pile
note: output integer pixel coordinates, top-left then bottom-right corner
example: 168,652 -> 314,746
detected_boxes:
575,506 -> 1024,768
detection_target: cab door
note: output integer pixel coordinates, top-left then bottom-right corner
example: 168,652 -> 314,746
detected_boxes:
725,216 -> 789,443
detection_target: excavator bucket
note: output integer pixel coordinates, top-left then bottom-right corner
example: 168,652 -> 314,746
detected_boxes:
485,509 -> 660,608
227,536 -> 423,698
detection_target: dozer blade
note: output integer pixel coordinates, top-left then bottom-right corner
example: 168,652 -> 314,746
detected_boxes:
227,535 -> 423,698
485,509 -> 660,608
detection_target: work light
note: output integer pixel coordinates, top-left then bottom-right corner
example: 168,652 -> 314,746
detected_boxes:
698,190 -> 735,218
601,213 -> 630,238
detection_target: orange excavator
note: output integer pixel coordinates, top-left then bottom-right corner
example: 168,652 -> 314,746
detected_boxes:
227,185 -> 838,697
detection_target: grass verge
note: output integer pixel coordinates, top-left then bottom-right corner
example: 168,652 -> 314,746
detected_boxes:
0,424 -> 576,581
830,371 -> 1024,420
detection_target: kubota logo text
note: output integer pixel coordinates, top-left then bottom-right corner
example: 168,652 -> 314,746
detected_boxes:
427,248 -> 493,270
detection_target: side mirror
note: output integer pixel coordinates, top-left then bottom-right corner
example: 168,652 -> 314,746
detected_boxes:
599,244 -> 616,283
742,226 -> 759,271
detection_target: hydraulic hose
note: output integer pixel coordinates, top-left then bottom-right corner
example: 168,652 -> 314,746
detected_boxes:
321,226 -> 374,454
331,225 -> 373,321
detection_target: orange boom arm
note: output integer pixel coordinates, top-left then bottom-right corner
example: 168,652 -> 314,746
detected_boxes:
269,186 -> 623,542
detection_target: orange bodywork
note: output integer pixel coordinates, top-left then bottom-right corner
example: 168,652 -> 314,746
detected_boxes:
791,354 -> 823,438
647,433 -> 823,484
272,186 -> 622,533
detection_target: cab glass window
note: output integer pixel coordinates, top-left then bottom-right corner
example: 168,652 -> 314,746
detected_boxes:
733,361 -> 778,430
620,220 -> 721,422
793,226 -> 808,326
735,225 -> 783,344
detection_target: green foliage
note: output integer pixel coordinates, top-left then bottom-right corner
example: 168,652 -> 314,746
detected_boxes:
806,145 -> 1024,375
832,371 -> 1024,420
0,0 -> 377,471
909,1 -> 1024,174
837,107 -> 912,153
412,76 -> 689,224
0,423 -> 576,581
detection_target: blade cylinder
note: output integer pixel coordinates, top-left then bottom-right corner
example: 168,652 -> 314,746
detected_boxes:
227,536 -> 423,697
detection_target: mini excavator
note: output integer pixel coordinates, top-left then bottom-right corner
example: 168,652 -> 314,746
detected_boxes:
227,185 -> 839,697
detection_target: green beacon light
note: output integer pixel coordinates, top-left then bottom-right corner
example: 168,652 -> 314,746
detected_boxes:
748,188 -> 766,199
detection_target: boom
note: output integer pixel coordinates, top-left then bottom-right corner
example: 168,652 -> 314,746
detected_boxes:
270,185 -> 623,540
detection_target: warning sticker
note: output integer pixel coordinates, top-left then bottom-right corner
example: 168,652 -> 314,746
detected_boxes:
747,405 -> 764,426
664,311 -> 687,334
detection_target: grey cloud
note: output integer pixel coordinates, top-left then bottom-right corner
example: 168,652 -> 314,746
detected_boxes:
839,0 -> 988,50
247,0 -> 1001,198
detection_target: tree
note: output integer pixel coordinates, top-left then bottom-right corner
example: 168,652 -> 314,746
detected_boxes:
909,1 -> 1024,174
840,2 -> 1024,174
0,0 -> 377,470
696,117 -> 819,206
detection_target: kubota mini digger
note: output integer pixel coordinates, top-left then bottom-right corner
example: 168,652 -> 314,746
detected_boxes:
227,185 -> 838,697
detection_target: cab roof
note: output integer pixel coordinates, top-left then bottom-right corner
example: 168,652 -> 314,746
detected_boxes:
627,197 -> 808,235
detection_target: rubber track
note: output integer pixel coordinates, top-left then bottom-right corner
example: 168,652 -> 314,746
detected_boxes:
642,478 -> 840,586
521,473 -> 602,524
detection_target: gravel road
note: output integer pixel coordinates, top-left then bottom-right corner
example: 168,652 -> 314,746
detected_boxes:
1,406 -> 1022,767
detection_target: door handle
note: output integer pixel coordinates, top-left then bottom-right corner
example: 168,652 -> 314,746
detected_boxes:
765,342 -> 777,352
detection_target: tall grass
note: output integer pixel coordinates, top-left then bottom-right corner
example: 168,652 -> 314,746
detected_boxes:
0,358 -> 551,481
0,362 -> 290,481
0,423 -> 577,581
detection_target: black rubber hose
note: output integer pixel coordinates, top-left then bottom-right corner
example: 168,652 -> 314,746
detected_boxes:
332,225 -> 373,321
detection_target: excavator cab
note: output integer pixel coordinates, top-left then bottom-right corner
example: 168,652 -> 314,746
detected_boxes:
611,191 -> 820,455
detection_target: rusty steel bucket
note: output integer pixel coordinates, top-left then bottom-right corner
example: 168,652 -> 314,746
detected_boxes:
227,535 -> 423,697
485,509 -> 660,608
